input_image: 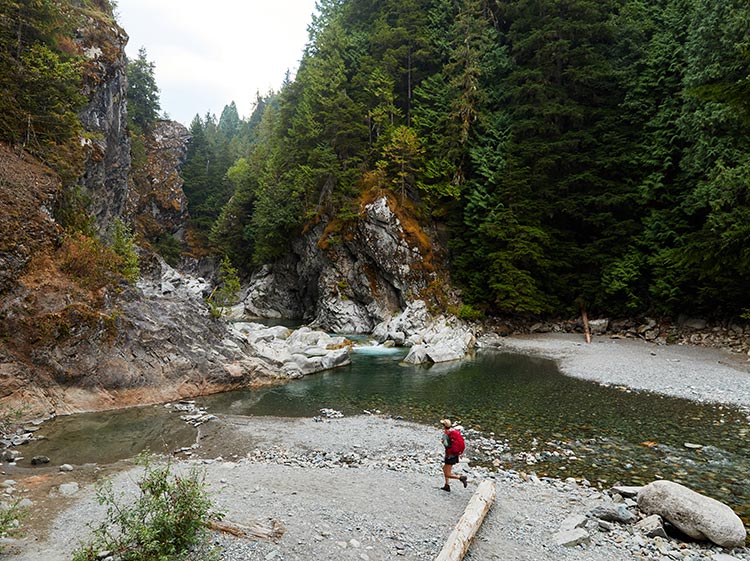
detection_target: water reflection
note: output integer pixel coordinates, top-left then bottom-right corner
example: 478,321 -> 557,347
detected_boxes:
18,405 -> 196,466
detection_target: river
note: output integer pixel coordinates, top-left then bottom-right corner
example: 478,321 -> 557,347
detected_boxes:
18,345 -> 750,523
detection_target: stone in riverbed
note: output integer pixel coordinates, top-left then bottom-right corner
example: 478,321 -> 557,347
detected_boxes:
58,482 -> 79,496
402,345 -> 428,365
634,514 -> 667,538
553,528 -> 590,547
590,504 -> 636,524
610,485 -> 642,498
559,514 -> 588,532
712,554 -> 742,561
637,480 -> 746,548
588,318 -> 609,334
0,450 -> 20,462
31,455 -> 50,465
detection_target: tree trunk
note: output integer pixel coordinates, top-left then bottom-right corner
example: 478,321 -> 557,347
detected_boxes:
582,307 -> 591,344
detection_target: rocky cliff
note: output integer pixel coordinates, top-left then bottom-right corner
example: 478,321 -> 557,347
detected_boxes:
0,7 -> 280,417
244,193 -> 454,333
127,120 -> 191,244
75,10 -> 131,233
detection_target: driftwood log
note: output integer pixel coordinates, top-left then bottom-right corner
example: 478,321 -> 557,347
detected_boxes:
208,518 -> 285,541
435,479 -> 496,561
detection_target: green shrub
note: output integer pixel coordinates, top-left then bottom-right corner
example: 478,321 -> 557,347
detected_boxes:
60,232 -> 122,290
72,454 -> 220,561
154,234 -> 182,267
110,219 -> 140,285
455,304 -> 484,321
207,256 -> 241,318
0,408 -> 28,546
0,499 -> 26,546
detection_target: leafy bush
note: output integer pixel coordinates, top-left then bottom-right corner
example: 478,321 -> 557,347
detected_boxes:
455,304 -> 484,322
54,186 -> 96,236
110,219 -> 140,285
0,500 -> 26,546
72,454 -> 220,561
207,256 -> 241,318
0,408 -> 28,547
154,234 -> 182,267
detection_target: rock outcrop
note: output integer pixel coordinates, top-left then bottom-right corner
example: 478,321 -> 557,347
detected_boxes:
244,194 -> 450,333
0,251 -> 284,416
127,120 -> 191,244
372,301 -> 477,364
231,324 -> 352,379
75,12 -> 131,232
637,480 -> 746,547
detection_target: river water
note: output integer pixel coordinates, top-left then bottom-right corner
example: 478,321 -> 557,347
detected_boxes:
19,346 -> 750,522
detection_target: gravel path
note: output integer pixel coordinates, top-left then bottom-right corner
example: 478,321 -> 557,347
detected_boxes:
483,333 -> 750,408
5,335 -> 750,560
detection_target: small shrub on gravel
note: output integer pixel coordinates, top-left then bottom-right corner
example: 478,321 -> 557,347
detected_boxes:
72,454 -> 222,561
0,499 -> 26,547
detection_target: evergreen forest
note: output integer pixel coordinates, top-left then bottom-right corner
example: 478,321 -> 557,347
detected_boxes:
3,0 -> 750,321
183,0 -> 750,320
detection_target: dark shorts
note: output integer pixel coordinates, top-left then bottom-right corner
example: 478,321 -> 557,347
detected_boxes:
444,454 -> 459,465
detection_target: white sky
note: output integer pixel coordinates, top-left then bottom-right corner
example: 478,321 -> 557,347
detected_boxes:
116,0 -> 319,125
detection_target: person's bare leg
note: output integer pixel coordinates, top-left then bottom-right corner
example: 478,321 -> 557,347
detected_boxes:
443,464 -> 467,489
443,463 -> 453,486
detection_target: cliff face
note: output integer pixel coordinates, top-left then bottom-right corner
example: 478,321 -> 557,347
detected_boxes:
0,7 -> 279,417
245,194 -> 453,333
75,12 -> 131,232
127,120 -> 191,243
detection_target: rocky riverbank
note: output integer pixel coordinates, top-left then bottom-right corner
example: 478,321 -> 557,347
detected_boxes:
480,333 -> 750,409
3,415 -> 749,561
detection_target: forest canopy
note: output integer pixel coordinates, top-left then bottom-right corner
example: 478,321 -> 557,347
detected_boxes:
9,0 -> 748,320
187,0 -> 750,319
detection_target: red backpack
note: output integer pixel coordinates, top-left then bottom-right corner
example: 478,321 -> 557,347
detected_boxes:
448,429 -> 465,455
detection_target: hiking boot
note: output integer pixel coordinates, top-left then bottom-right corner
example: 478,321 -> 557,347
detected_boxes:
460,475 -> 468,488
440,484 -> 451,492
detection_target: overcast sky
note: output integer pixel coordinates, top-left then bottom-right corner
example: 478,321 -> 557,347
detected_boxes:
116,0 -> 319,125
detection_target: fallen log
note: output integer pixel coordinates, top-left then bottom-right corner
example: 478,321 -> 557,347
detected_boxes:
435,479 -> 496,561
208,518 -> 285,541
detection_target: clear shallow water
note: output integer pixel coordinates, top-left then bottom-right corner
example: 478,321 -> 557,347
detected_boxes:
18,349 -> 750,523
18,405 -> 196,466
198,349 -> 750,522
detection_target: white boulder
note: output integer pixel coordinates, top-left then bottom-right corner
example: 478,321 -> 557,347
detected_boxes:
374,301 -> 476,364
637,480 -> 746,547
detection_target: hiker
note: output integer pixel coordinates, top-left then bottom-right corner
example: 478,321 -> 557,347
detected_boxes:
439,418 -> 467,492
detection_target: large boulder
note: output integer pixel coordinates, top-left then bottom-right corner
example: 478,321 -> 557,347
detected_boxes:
376,301 -> 476,364
637,480 -> 746,547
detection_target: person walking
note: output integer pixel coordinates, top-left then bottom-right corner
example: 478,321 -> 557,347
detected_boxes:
439,418 -> 467,491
